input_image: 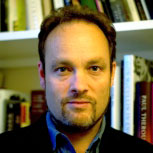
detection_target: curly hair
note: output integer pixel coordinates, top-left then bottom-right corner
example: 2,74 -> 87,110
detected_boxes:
38,5 -> 116,71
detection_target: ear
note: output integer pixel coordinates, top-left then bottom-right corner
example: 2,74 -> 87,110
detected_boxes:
110,61 -> 116,87
38,61 -> 45,89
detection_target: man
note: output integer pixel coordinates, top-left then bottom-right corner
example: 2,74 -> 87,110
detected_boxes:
0,6 -> 152,153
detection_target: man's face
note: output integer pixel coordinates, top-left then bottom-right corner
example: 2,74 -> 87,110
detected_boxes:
39,21 -> 116,130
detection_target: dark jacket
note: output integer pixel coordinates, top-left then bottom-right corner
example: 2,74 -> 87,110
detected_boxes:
0,113 -> 152,153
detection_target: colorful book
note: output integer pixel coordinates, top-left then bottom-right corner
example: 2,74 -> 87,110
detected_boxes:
135,81 -> 152,143
123,55 -> 153,136
20,101 -> 31,127
151,83 -> 153,144
0,89 -> 29,133
80,0 -> 97,11
95,0 -> 104,13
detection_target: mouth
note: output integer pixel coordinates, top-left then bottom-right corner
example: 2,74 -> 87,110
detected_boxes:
66,101 -> 91,109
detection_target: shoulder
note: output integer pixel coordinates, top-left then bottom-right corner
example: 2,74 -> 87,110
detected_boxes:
100,126 -> 153,152
0,113 -> 52,153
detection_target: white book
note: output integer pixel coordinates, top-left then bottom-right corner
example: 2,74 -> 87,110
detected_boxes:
8,0 -> 17,31
0,89 -> 29,133
111,65 -> 121,130
123,55 -> 152,136
140,0 -> 151,20
53,0 -> 65,10
124,0 -> 140,21
26,0 -> 43,30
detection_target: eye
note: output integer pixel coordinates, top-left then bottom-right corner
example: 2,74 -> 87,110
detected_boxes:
54,66 -> 72,75
89,66 -> 101,71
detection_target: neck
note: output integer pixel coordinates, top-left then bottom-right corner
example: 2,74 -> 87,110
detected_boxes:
60,118 -> 103,153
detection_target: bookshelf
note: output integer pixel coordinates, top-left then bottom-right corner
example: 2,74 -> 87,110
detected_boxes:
0,20 -> 153,68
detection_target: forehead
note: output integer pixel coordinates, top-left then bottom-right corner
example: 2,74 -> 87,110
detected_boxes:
44,20 -> 110,63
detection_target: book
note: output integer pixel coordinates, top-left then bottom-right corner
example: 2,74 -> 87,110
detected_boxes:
135,81 -> 152,143
110,65 -> 121,130
95,0 -> 104,13
0,89 -> 29,133
109,0 -> 127,22
123,55 -> 153,136
64,0 -> 72,6
122,0 -> 140,21
151,83 -> 153,144
41,0 -> 53,17
30,90 -> 47,124
145,0 -> 153,19
134,0 -> 147,20
140,0 -> 151,20
101,0 -> 114,21
72,0 -> 81,7
80,0 -> 97,11
0,0 -> 8,31
52,0 -> 65,10
26,0 -> 43,30
5,99 -> 21,131
20,101 -> 31,128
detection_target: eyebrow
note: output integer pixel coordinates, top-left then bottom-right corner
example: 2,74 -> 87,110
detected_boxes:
51,57 -> 107,69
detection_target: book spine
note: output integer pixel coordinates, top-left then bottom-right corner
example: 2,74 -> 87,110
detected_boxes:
134,0 -> 147,20
101,0 -> 114,21
111,65 -> 121,130
109,0 -> 126,22
71,0 -> 81,7
94,0 -> 104,13
140,0 -> 151,20
15,0 -> 26,31
124,0 -> 140,21
52,0 -> 65,10
41,0 -> 52,18
123,55 -> 135,135
26,0 -> 43,30
64,0 -> 71,6
145,0 -> 153,19
80,0 -> 97,11
31,90 -> 47,123
20,102 -> 31,127
151,83 -> 153,144
136,82 -> 151,143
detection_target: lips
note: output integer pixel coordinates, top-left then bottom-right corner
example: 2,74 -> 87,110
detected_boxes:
66,101 -> 91,110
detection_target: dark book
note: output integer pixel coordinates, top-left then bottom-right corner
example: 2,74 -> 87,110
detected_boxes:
30,90 -> 47,123
101,0 -> 114,22
135,0 -> 147,20
108,0 -> 127,22
135,81 -> 152,144
145,0 -> 153,19
5,99 -> 21,131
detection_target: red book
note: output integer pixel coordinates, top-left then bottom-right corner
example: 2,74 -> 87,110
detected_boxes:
151,83 -> 153,144
30,90 -> 47,123
135,82 -> 152,143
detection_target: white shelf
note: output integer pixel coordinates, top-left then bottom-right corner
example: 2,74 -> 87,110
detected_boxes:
0,20 -> 153,68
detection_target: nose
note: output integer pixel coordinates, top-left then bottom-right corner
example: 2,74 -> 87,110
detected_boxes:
69,71 -> 88,96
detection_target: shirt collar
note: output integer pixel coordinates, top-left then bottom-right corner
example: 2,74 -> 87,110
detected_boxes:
46,111 -> 106,151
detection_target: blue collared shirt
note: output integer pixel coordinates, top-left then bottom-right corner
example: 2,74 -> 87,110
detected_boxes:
46,111 -> 106,153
